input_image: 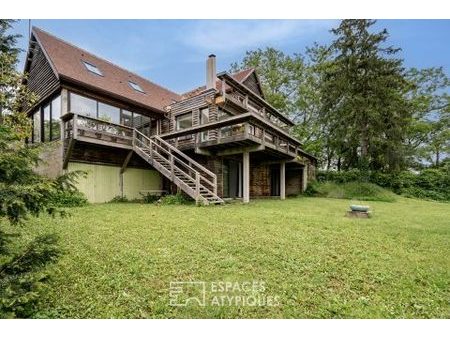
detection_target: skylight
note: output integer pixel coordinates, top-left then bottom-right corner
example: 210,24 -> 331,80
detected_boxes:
82,61 -> 103,76
128,81 -> 145,93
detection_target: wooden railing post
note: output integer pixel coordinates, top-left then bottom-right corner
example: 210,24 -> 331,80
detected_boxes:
195,172 -> 200,203
150,139 -> 154,162
73,114 -> 78,139
170,153 -> 175,180
213,175 -> 217,195
132,128 -> 136,147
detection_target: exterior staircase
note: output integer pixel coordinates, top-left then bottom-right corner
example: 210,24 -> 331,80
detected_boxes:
133,130 -> 224,205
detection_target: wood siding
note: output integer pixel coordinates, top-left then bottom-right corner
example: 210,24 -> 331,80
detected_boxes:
243,73 -> 263,97
26,43 -> 59,106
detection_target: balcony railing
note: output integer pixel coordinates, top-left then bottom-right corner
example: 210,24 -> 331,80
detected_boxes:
62,113 -> 134,148
168,119 -> 299,157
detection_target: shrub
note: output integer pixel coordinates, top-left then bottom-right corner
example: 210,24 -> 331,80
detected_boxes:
109,196 -> 129,203
158,192 -> 192,205
50,190 -> 88,207
306,181 -> 397,202
142,193 -> 160,204
316,167 -> 450,202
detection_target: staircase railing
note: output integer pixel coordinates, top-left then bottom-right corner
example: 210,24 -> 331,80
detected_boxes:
133,129 -> 219,203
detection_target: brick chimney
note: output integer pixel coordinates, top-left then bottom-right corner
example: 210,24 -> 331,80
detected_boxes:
206,54 -> 217,90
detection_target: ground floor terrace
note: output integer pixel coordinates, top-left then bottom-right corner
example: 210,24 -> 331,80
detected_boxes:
38,139 -> 311,203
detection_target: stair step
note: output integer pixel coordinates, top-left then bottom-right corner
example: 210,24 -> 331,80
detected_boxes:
135,137 -> 224,205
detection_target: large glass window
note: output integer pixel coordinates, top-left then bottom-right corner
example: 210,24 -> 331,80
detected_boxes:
98,102 -> 120,124
43,104 -> 51,142
33,110 -> 41,143
51,95 -> 61,141
176,113 -> 192,130
132,113 -> 142,129
121,110 -> 133,127
200,108 -> 209,141
141,115 -> 151,136
69,93 -> 97,117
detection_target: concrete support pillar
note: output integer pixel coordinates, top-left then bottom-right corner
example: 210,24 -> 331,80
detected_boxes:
302,165 -> 308,192
280,161 -> 286,200
243,151 -> 250,203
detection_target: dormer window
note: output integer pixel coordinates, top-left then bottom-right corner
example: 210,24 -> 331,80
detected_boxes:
128,81 -> 145,93
82,61 -> 103,76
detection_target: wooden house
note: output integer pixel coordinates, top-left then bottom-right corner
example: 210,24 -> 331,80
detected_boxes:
24,27 -> 316,204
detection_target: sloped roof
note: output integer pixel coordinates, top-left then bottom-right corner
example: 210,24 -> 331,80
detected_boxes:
181,68 -> 257,99
31,27 -> 181,113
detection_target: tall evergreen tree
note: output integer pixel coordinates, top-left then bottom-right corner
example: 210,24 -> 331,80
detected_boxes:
0,19 -> 82,318
320,19 -> 412,172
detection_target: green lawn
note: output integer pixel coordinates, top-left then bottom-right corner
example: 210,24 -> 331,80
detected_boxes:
27,197 -> 449,318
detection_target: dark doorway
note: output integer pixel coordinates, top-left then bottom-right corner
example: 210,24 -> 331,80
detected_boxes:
270,164 -> 280,196
223,159 -> 242,198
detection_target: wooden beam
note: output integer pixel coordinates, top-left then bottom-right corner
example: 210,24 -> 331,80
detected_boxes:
216,144 -> 264,157
120,150 -> 134,174
195,147 -> 212,156
75,136 -> 133,150
63,138 -> 76,169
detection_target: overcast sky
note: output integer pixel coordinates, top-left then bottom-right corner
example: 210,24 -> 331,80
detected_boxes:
11,19 -> 450,94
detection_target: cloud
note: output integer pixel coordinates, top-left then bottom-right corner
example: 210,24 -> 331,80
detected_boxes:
180,20 -> 334,55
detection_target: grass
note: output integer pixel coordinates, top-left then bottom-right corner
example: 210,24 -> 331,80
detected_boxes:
307,181 -> 398,202
21,197 -> 449,318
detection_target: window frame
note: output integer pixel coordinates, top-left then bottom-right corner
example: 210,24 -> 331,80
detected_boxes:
82,61 -> 103,76
50,95 -> 62,141
128,81 -> 145,93
175,112 -> 193,131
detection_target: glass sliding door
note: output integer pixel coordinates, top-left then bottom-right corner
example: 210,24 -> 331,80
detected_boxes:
223,159 -> 242,198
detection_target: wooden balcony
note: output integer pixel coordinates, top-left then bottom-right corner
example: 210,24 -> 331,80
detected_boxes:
160,112 -> 305,160
62,113 -> 134,149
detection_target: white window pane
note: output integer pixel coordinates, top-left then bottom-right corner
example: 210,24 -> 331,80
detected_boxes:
33,110 -> 41,143
98,102 -> 120,124
69,93 -> 97,117
51,96 -> 61,141
176,113 -> 192,130
43,105 -> 50,142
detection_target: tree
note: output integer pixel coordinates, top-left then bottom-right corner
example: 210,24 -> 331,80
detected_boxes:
406,67 -> 450,167
320,19 -> 412,173
0,20 -> 80,318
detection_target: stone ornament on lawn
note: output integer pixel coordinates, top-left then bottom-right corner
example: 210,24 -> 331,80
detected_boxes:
347,204 -> 371,218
